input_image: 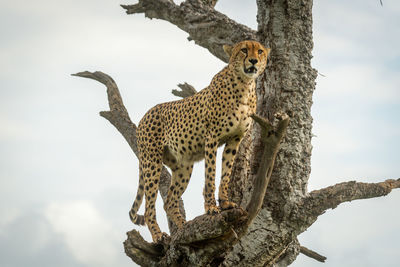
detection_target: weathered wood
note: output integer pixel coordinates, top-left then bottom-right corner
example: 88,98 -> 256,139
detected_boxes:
171,82 -> 197,98
75,0 -> 400,265
121,0 -> 256,63
245,113 -> 289,225
302,178 -> 400,220
72,71 -> 185,234
300,246 -> 327,263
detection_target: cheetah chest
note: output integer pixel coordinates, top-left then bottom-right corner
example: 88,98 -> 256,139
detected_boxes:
219,96 -> 254,141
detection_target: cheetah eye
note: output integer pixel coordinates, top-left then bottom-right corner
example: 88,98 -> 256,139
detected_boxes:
258,49 -> 263,55
241,48 -> 248,54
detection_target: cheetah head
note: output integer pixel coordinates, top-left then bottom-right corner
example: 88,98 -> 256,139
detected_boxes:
223,40 -> 270,80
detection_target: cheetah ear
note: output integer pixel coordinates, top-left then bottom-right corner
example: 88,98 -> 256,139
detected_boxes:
223,44 -> 233,57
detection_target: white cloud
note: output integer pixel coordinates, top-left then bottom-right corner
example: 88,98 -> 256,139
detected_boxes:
0,207 -> 20,234
45,200 -> 120,266
0,0 -> 399,267
315,64 -> 399,103
0,115 -> 41,141
295,192 -> 400,267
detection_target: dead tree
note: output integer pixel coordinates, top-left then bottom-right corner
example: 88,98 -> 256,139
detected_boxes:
73,0 -> 400,266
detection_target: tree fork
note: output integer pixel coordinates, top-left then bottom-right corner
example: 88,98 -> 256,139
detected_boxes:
73,71 -> 290,266
74,0 -> 400,265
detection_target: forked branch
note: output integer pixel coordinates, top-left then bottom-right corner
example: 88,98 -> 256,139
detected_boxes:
121,0 -> 256,62
171,82 -> 197,98
170,84 -> 291,231
73,72 -> 289,265
71,71 -> 185,233
245,113 -> 289,225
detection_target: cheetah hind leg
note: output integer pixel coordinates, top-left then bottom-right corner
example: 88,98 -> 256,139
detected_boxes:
142,157 -> 167,243
165,163 -> 193,228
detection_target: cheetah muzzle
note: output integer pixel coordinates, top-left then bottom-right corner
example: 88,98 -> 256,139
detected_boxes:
244,66 -> 257,74
128,40 -> 271,243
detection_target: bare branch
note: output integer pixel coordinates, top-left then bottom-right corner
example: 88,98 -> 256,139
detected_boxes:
245,113 -> 289,225
171,82 -> 197,98
125,230 -> 163,257
125,112 -> 287,265
73,71 -> 290,265
72,71 -> 185,233
124,230 -> 163,266
201,0 -> 218,8
187,0 -> 218,8
72,71 -> 137,151
170,87 -> 290,236
172,208 -> 246,244
121,0 -> 256,62
303,178 -> 400,218
300,246 -> 327,263
273,239 -> 301,267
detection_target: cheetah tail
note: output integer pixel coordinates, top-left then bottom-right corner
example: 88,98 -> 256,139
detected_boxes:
129,167 -> 146,226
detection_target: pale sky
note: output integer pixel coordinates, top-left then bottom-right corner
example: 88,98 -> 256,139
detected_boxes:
0,0 -> 399,266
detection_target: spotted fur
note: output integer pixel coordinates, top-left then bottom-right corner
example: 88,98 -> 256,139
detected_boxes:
129,40 -> 270,242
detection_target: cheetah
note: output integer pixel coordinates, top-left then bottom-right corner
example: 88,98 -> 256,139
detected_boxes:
129,40 -> 270,242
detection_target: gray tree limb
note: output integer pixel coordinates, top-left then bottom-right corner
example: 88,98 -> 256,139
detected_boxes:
171,82 -> 197,98
170,83 -> 290,237
200,0 -> 218,8
121,0 -> 257,62
299,246 -> 327,263
75,0 -> 400,264
303,178 -> 400,219
124,230 -> 163,266
168,82 -> 400,265
73,71 -> 290,266
71,71 -> 185,234
272,239 -> 300,267
245,113 -> 289,225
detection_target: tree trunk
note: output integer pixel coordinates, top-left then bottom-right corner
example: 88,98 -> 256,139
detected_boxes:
224,0 -> 316,265
74,0 -> 400,266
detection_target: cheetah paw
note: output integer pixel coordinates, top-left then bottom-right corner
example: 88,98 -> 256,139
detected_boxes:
153,232 -> 169,244
206,205 -> 221,215
219,200 -> 237,210
173,218 -> 186,229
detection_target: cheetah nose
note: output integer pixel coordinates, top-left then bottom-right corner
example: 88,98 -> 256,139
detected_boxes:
249,59 -> 258,65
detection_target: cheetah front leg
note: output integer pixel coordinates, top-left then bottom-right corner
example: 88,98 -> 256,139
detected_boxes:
165,163 -> 193,228
218,136 -> 241,210
204,135 -> 220,214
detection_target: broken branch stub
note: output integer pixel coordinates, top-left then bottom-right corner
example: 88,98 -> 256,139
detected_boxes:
124,230 -> 163,267
73,71 -> 292,265
245,113 -> 289,225
171,82 -> 198,98
300,246 -> 327,263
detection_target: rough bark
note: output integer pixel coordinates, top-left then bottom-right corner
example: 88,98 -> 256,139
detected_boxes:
75,0 -> 400,266
224,1 -> 317,265
296,179 -> 400,231
121,0 -> 256,62
74,71 -> 290,266
299,246 -> 326,263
